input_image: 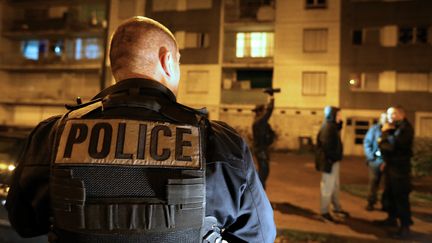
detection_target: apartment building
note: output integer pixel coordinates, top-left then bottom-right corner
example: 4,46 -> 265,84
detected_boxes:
0,0 -> 430,155
340,0 -> 432,154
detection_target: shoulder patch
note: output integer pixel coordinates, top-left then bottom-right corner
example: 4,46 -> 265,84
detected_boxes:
55,119 -> 202,168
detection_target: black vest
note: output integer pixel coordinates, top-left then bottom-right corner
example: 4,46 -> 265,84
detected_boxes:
49,81 -> 208,243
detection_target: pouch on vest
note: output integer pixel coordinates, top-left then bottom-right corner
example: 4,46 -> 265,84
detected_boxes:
49,99 -> 208,243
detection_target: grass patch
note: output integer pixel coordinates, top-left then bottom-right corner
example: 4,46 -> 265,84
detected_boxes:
341,184 -> 432,207
276,228 -> 384,243
276,229 -> 328,243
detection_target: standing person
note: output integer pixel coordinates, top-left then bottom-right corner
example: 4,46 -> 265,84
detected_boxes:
363,113 -> 387,211
376,106 -> 414,238
315,106 -> 350,222
6,17 -> 276,243
252,95 -> 275,189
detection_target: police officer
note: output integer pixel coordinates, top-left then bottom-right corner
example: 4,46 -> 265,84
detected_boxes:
252,95 -> 274,189
376,106 -> 414,239
6,17 -> 276,243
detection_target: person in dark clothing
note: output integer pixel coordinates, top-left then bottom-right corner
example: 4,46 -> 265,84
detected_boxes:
6,17 -> 276,243
363,113 -> 387,211
375,106 -> 414,239
252,96 -> 275,189
315,106 -> 349,222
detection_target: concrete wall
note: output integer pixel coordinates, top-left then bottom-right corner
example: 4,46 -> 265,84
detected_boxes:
219,106 -> 324,151
177,64 -> 222,119
273,0 -> 340,109
145,0 -> 221,65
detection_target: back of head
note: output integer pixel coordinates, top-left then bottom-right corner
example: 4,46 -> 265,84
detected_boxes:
109,16 -> 178,82
253,104 -> 265,115
324,106 -> 340,122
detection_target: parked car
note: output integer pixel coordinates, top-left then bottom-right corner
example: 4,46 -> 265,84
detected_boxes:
0,126 -> 32,204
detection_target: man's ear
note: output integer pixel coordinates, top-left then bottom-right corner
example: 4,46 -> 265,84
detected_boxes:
159,47 -> 173,77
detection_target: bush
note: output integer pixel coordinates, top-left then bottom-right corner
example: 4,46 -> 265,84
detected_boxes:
412,138 -> 432,177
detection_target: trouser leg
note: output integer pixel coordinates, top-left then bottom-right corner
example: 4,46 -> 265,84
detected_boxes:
331,162 -> 342,211
385,175 -> 397,220
381,173 -> 389,212
393,177 -> 412,227
320,163 -> 336,214
255,149 -> 269,189
367,165 -> 382,205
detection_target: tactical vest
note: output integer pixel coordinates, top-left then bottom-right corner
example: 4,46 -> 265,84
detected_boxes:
49,90 -> 208,243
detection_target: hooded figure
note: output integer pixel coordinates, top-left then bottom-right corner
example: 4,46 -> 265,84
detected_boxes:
315,106 -> 343,173
315,106 -> 348,222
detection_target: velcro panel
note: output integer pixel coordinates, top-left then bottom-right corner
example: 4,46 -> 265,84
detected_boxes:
55,119 -> 202,169
166,178 -> 205,205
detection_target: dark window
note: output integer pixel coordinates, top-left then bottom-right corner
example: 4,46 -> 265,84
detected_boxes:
399,27 -> 413,44
355,128 -> 368,135
416,27 -> 428,44
305,0 -> 327,9
355,121 -> 369,126
352,30 -> 363,45
355,138 -> 364,145
237,69 -> 273,89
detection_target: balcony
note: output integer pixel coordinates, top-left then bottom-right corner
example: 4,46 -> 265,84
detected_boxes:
224,0 -> 275,23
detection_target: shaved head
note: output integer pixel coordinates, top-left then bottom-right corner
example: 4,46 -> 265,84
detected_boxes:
109,16 -> 179,83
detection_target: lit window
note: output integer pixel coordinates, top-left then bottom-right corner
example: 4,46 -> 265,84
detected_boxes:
75,38 -> 102,60
21,40 -> 40,60
85,38 -> 101,59
236,33 -> 245,57
52,40 -> 63,57
236,32 -> 274,58
75,38 -> 83,60
349,73 -> 379,91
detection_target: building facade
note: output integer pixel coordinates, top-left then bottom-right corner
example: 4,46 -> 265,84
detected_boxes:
0,0 -> 431,155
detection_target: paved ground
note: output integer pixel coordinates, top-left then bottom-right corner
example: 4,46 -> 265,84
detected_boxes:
0,152 -> 431,242
268,152 -> 432,242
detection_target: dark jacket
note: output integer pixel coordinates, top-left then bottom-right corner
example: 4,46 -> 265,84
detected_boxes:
363,124 -> 384,167
252,99 -> 274,150
315,106 -> 343,173
6,79 -> 276,243
379,118 -> 414,177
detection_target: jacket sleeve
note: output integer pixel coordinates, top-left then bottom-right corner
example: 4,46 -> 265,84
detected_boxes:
379,123 -> 413,155
6,116 -> 60,237
320,124 -> 340,162
221,141 -> 276,243
262,98 -> 274,122
205,121 -> 276,243
363,126 -> 376,162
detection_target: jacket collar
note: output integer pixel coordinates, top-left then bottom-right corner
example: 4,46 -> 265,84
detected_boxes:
92,78 -> 177,102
